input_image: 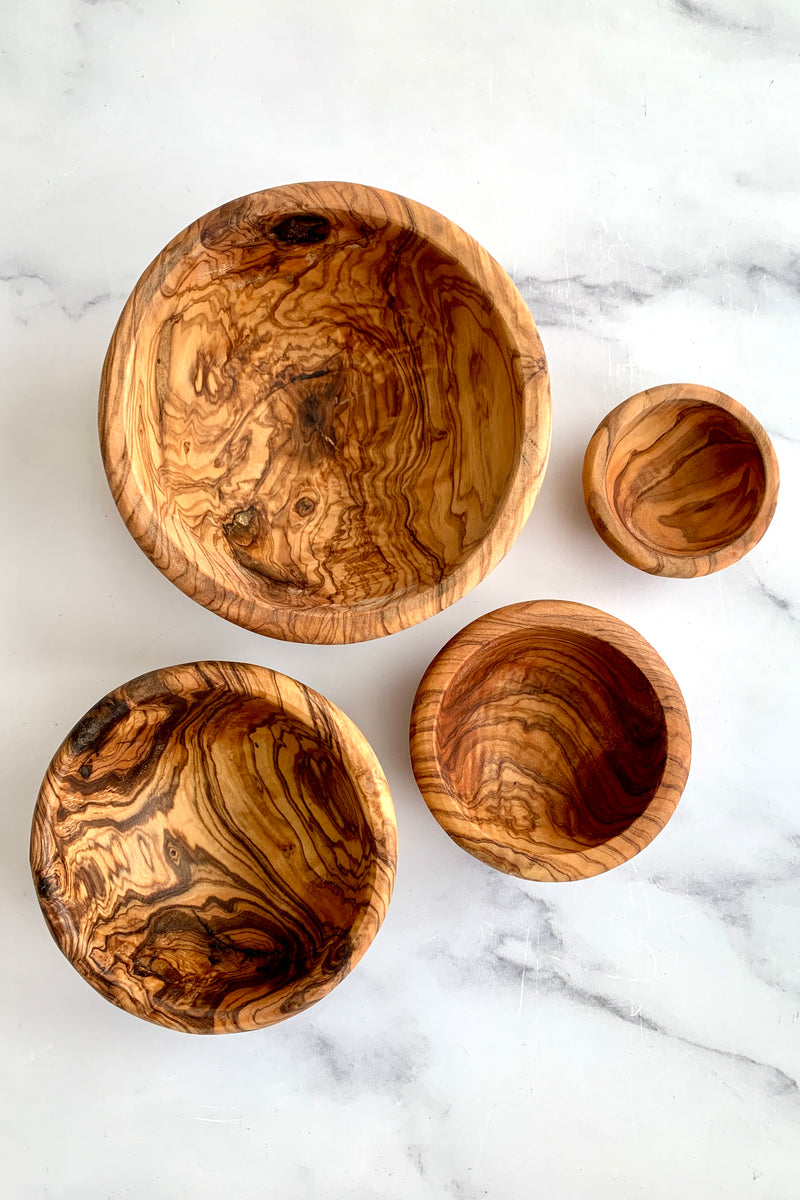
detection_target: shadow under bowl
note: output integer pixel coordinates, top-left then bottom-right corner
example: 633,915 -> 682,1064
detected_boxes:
31,662 -> 397,1033
582,383 -> 779,577
409,601 -> 691,882
100,181 -> 551,643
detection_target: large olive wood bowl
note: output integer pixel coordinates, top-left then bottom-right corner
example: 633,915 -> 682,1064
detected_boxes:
100,182 -> 551,643
31,662 -> 397,1033
583,383 -> 779,577
410,601 -> 691,882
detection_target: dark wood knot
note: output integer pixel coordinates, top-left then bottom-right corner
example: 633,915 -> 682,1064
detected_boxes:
271,214 -> 331,245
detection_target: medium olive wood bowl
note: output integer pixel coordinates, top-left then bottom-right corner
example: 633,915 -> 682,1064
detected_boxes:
31,662 -> 397,1033
100,182 -> 551,643
410,601 -> 691,882
583,383 -> 779,577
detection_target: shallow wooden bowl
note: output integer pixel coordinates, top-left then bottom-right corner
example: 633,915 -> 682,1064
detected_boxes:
410,601 -> 691,882
31,662 -> 397,1033
583,383 -> 779,577
100,182 -> 551,643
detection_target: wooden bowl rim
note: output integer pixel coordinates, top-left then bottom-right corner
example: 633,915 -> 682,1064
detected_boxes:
99,181 -> 552,643
582,382 -> 780,577
409,600 -> 691,882
31,660 -> 397,1032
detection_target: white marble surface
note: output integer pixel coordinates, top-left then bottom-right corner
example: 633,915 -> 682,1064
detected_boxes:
3,1 -> 799,1196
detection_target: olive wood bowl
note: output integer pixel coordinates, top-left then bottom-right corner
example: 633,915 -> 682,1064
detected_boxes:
31,662 -> 397,1033
410,601 -> 691,882
100,182 -> 551,643
583,383 -> 779,577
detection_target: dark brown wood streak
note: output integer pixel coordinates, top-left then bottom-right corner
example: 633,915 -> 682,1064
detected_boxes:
99,182 -> 551,643
31,663 -> 397,1033
583,383 -> 779,577
409,602 -> 691,882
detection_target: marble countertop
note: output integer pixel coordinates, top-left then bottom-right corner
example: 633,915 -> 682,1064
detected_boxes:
3,1 -> 798,1196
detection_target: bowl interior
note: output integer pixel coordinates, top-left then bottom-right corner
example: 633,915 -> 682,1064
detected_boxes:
133,206 -> 524,612
606,399 -> 767,556
435,627 -> 668,855
38,681 -> 383,1030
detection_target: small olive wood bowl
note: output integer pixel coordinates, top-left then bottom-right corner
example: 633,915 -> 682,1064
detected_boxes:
410,601 -> 691,882
100,181 -> 551,644
583,383 -> 779,577
31,662 -> 397,1033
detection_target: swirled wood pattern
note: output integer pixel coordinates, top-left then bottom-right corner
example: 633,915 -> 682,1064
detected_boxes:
30,663 -> 396,1033
582,383 -> 779,577
410,602 -> 691,882
100,182 -> 551,643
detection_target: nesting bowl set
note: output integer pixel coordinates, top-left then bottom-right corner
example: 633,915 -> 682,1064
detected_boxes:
31,182 -> 779,1033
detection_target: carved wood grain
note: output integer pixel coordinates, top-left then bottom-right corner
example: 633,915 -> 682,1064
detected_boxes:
100,182 -> 551,643
582,383 -> 779,577
409,601 -> 691,882
31,662 -> 397,1033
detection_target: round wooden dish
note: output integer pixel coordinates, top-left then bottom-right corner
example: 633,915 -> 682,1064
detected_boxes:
31,662 -> 397,1033
410,601 -> 691,882
583,383 -> 779,577
100,182 -> 551,643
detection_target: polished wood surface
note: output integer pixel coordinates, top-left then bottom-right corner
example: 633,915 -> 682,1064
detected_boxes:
100,182 -> 551,643
410,601 -> 691,882
31,662 -> 397,1033
583,383 -> 779,577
